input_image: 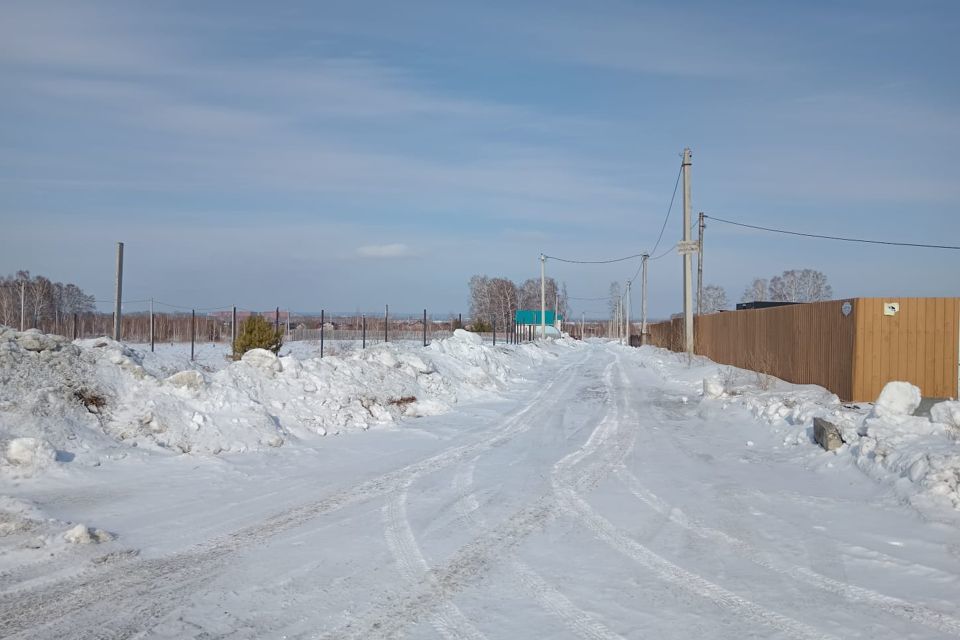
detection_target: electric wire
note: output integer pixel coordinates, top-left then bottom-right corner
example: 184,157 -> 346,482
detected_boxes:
706,215 -> 960,250
543,253 -> 647,265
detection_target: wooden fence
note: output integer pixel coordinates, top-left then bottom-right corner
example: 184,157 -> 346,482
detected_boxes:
644,298 -> 959,402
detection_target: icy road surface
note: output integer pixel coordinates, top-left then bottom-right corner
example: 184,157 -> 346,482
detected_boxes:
3,342 -> 960,639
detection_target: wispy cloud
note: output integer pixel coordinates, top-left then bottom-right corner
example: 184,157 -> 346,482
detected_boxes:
356,243 -> 416,258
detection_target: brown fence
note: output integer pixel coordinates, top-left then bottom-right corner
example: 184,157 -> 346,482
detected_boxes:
644,298 -> 959,402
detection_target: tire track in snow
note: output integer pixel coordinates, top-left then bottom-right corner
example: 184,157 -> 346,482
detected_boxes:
383,476 -> 487,640
318,353 -> 596,640
611,366 -> 960,637
0,354 -> 591,639
452,455 -> 626,640
615,467 -> 960,637
552,355 -> 839,640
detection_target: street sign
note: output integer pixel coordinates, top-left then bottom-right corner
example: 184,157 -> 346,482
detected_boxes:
676,240 -> 700,255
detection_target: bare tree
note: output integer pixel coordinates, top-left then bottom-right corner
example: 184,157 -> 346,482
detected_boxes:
608,281 -> 621,319
468,275 -> 491,322
768,269 -> 833,302
519,277 -> 566,317
700,285 -> 728,314
470,275 -> 567,331
0,271 -> 96,332
741,278 -> 768,303
488,277 -> 519,330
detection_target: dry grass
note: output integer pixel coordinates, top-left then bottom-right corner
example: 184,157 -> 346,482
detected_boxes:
73,388 -> 107,414
746,349 -> 777,391
388,396 -> 417,407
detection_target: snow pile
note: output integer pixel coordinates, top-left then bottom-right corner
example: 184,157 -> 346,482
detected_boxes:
870,381 -> 922,420
931,401 -> 960,432
63,523 -> 114,545
629,345 -> 960,513
4,437 -> 57,475
0,495 -> 117,570
1,326 -> 563,474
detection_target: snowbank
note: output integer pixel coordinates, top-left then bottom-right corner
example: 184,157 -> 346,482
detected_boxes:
0,326 -> 569,477
629,345 -> 960,515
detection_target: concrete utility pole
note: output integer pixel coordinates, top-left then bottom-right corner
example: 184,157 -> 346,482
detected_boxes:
681,148 -> 694,356
20,281 -> 25,331
641,254 -> 649,345
150,298 -> 155,352
697,211 -> 705,316
539,254 -> 546,339
113,242 -> 124,342
616,295 -> 622,343
625,280 -> 631,346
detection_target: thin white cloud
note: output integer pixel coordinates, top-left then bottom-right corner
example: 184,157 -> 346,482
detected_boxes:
356,243 -> 415,258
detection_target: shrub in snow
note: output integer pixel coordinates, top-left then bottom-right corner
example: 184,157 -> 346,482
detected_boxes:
870,381 -> 922,420
233,315 -> 282,360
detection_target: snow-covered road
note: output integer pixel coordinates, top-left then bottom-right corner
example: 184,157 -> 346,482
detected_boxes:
3,341 -> 960,639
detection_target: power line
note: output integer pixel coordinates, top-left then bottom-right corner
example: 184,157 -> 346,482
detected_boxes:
649,164 -> 683,257
543,253 -> 647,265
706,215 -> 960,250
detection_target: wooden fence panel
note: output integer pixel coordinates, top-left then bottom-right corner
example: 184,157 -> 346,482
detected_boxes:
648,298 -> 960,401
853,298 -> 960,401
648,301 -> 857,399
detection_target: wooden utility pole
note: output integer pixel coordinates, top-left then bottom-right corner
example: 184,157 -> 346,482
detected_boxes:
681,149 -> 694,356
231,306 -> 237,359
697,211 -> 705,316
113,242 -> 124,341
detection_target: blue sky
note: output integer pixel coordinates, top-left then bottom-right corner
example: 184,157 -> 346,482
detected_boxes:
1,0 -> 957,319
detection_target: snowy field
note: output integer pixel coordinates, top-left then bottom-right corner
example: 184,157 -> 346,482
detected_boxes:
2,326 -> 960,639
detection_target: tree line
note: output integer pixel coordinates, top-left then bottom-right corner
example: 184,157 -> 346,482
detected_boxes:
468,275 -> 569,331
0,271 -> 97,332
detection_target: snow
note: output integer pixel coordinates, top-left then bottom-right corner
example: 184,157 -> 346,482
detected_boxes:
2,330 -> 960,638
64,523 -> 114,545
931,400 -> 960,431
871,380 -> 922,419
0,327 -> 540,465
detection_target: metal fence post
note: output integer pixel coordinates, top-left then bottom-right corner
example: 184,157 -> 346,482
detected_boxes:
384,304 -> 389,343
423,309 -> 427,347
190,310 -> 195,361
362,314 -> 366,349
320,309 -> 325,358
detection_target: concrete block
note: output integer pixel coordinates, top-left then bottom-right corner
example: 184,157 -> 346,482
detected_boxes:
813,417 -> 843,451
